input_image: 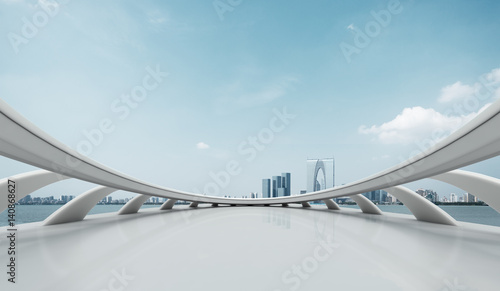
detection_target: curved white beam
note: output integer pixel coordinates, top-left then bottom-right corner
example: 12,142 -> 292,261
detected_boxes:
323,199 -> 340,210
0,170 -> 70,213
159,199 -> 177,210
118,194 -> 151,215
351,194 -> 383,215
43,186 -> 118,225
431,169 -> 500,214
2,99 -> 500,206
384,186 -> 457,226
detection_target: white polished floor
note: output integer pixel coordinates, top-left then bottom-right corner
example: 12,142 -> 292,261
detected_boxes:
1,205 -> 500,291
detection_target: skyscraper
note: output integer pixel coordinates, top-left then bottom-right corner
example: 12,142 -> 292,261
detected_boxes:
272,176 -> 282,197
467,193 -> 477,203
306,158 -> 335,193
361,190 -> 388,203
282,172 -> 291,196
262,173 -> 292,198
262,179 -> 271,198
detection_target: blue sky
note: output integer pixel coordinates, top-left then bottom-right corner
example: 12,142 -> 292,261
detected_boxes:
1,0 -> 500,200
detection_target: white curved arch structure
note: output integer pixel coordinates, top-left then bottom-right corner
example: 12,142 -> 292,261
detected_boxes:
431,169 -> 500,213
350,194 -> 383,215
0,170 -> 70,213
160,199 -> 178,210
118,194 -> 152,215
44,186 -> 118,225
1,98 -> 500,225
384,186 -> 458,225
323,199 -> 340,210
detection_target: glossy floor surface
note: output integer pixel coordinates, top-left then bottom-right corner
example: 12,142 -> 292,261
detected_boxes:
1,205 -> 500,291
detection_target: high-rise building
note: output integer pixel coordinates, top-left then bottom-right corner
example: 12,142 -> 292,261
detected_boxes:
282,173 -> 291,196
262,173 -> 291,198
306,158 -> 335,193
450,193 -> 457,202
262,179 -> 271,198
272,176 -> 282,198
425,192 -> 439,203
467,193 -> 477,203
18,194 -> 32,204
361,190 -> 387,203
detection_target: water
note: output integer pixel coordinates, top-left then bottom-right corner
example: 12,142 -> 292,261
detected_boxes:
338,204 -> 500,227
0,204 -> 161,227
1,204 -> 500,227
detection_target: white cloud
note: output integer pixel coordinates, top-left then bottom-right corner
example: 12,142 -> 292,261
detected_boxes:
149,17 -> 166,24
196,142 -> 210,150
233,84 -> 287,107
438,81 -> 476,103
484,68 -> 500,100
359,106 -> 487,145
485,68 -> 500,83
362,67 -> 500,145
372,154 -> 390,161
347,24 -> 355,31
214,76 -> 298,113
439,67 -> 500,103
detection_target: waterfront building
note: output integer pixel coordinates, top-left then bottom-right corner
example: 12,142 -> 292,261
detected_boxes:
262,179 -> 271,198
306,158 -> 335,193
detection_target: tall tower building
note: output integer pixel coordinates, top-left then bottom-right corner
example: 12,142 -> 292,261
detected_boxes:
262,179 -> 271,198
262,173 -> 292,198
281,173 -> 291,196
272,176 -> 282,198
306,158 -> 335,193
467,193 -> 477,203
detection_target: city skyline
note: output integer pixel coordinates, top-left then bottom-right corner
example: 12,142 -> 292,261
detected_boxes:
262,172 -> 291,198
1,1 -> 500,199
14,188 -> 483,205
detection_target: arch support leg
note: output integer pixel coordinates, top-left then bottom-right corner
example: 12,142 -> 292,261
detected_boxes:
323,199 -> 340,210
118,194 -> 151,215
432,169 -> 500,214
350,194 -> 382,215
0,170 -> 70,213
384,186 -> 457,226
189,201 -> 199,208
160,199 -> 177,210
44,186 -> 118,225
301,202 -> 311,207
